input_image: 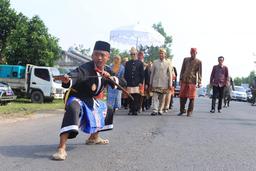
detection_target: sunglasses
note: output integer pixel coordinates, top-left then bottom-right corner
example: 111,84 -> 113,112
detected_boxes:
130,53 -> 136,56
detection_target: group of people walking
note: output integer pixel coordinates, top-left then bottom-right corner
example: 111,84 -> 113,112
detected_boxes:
107,46 -> 239,116
51,40 -> 236,161
107,47 -> 178,116
106,46 -> 204,117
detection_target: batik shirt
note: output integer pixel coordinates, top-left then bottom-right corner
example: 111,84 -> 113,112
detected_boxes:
210,65 -> 229,87
180,57 -> 202,84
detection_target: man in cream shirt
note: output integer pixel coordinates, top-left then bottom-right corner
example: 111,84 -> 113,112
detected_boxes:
150,48 -> 172,115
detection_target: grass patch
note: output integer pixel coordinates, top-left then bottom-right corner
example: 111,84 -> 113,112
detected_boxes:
0,98 -> 64,118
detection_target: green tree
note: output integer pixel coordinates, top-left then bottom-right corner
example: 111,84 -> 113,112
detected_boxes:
74,44 -> 90,56
4,15 -> 62,66
4,14 -> 29,65
106,48 -> 120,65
110,48 -> 120,61
248,71 -> 256,85
234,77 -> 242,86
139,22 -> 173,62
234,71 -> 255,86
143,46 -> 159,62
119,51 -> 130,60
109,48 -> 130,65
152,22 -> 173,58
0,0 -> 18,63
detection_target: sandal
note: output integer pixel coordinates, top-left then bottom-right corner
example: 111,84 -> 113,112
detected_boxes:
85,137 -> 109,145
52,149 -> 67,160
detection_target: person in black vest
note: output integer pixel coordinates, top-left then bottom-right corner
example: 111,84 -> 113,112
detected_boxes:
52,41 -> 126,160
124,47 -> 144,115
121,57 -> 129,109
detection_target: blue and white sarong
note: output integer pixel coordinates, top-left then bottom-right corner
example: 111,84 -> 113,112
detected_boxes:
63,96 -> 113,136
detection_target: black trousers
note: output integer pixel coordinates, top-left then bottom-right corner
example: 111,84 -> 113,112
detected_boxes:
61,98 -> 114,139
145,96 -> 152,109
139,95 -> 145,111
180,98 -> 194,113
129,93 -> 141,114
61,100 -> 81,139
169,95 -> 174,109
122,98 -> 129,108
211,85 -> 224,110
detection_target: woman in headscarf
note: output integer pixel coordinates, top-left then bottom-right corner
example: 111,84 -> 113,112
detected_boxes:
121,57 -> 129,109
107,55 -> 125,111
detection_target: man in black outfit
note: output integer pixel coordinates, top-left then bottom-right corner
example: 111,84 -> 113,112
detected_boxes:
52,41 -> 126,160
124,47 -> 144,115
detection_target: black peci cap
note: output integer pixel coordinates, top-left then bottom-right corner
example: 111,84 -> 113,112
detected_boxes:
93,41 -> 110,53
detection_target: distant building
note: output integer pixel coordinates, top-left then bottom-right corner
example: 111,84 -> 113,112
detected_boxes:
55,48 -> 91,70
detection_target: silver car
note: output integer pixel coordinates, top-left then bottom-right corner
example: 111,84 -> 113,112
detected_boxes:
231,86 -> 247,102
0,82 -> 17,105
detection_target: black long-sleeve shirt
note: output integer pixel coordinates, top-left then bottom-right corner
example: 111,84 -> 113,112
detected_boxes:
124,59 -> 144,87
63,61 -> 126,100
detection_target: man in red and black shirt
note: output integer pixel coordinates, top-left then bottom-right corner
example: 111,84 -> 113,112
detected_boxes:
210,56 -> 229,113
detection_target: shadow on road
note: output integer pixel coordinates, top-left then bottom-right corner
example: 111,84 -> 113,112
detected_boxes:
214,118 -> 256,122
114,109 -> 179,116
214,118 -> 256,127
0,144 -> 77,159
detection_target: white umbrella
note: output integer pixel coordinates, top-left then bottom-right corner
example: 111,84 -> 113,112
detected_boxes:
110,23 -> 165,48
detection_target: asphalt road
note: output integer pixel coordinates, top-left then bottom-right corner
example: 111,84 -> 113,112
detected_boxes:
0,97 -> 256,171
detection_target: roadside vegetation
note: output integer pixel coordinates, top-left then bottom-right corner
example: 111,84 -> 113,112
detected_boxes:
0,98 -> 64,118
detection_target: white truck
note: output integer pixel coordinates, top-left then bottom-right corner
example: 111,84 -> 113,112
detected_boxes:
0,64 -> 65,103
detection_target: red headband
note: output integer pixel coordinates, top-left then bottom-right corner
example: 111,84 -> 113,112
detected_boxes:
190,48 -> 197,52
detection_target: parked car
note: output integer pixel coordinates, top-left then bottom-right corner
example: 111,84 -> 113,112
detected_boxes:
197,87 -> 206,97
231,86 -> 247,102
0,82 -> 17,105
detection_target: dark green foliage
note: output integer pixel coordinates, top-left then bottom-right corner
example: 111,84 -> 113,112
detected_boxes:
4,15 -> 61,66
0,0 -> 62,66
74,44 -> 91,56
234,71 -> 256,86
0,0 -> 18,62
138,22 -> 173,62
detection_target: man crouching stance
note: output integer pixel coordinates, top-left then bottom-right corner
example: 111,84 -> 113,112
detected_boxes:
52,41 -> 125,160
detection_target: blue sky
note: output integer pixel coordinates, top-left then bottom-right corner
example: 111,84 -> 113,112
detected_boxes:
10,0 -> 256,85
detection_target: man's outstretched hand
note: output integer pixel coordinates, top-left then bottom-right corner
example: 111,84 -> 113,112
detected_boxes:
100,70 -> 111,78
53,74 -> 70,84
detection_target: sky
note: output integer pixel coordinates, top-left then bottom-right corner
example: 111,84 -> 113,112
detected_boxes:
10,0 -> 256,85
